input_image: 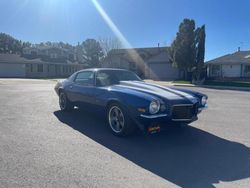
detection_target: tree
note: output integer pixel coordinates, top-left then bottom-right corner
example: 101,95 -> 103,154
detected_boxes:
98,37 -> 122,56
195,25 -> 206,81
81,39 -> 104,67
22,41 -> 32,48
169,19 -> 196,80
45,41 -> 52,46
0,33 -> 23,54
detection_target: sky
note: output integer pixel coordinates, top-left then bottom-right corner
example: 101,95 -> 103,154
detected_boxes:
0,0 -> 250,60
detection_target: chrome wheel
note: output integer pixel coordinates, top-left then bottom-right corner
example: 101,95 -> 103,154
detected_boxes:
59,93 -> 66,110
108,106 -> 125,133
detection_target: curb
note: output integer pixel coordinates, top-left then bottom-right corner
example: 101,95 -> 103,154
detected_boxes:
200,85 -> 250,92
173,84 -> 250,92
172,84 -> 195,87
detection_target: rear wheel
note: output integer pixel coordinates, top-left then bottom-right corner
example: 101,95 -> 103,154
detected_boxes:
59,92 -> 74,111
107,103 -> 135,136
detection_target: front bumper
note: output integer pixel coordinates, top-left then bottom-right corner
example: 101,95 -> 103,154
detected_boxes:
134,104 -> 207,132
198,104 -> 208,113
140,114 -> 168,119
134,114 -> 198,132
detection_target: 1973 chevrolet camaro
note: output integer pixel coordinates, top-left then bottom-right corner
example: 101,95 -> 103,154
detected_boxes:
55,68 -> 208,136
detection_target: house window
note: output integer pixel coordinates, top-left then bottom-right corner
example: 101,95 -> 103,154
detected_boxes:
50,53 -> 57,59
37,64 -> 43,72
30,64 -> 33,72
245,65 -> 250,75
211,65 -> 220,76
129,62 -> 136,70
31,51 -> 37,56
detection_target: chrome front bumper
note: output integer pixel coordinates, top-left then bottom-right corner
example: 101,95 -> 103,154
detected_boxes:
140,114 -> 168,119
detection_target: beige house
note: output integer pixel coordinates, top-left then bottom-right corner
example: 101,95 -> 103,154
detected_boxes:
207,50 -> 250,78
102,47 -> 180,80
0,54 -> 85,78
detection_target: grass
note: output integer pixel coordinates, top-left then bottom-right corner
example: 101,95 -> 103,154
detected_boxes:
204,80 -> 250,88
173,80 -> 192,84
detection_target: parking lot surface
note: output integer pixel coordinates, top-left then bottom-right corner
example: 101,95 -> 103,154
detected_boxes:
0,79 -> 249,188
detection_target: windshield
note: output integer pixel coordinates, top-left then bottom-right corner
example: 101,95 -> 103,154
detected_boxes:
96,70 -> 141,86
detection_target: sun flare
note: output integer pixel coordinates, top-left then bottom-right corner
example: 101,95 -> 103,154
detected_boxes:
91,0 -> 154,77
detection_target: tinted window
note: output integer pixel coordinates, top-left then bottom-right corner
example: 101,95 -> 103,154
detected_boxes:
96,70 -> 141,87
75,71 -> 94,86
68,72 -> 77,82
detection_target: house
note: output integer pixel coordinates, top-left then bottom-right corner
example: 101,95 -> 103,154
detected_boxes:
0,54 -> 85,78
207,50 -> 250,79
102,47 -> 180,80
23,46 -> 77,62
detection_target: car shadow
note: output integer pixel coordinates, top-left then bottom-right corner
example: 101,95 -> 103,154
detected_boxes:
54,109 -> 250,188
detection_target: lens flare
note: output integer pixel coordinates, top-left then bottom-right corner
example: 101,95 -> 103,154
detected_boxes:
91,0 -> 156,78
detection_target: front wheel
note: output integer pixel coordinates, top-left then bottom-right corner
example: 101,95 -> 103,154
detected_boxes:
107,103 -> 135,136
59,92 -> 74,111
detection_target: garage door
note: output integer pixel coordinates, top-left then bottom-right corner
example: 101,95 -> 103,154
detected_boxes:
148,63 -> 179,80
0,63 -> 25,77
222,65 -> 241,77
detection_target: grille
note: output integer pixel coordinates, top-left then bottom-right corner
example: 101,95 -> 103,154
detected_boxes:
172,104 -> 197,120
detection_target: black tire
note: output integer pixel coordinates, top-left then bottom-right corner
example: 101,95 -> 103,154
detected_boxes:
107,103 -> 135,136
59,92 -> 74,111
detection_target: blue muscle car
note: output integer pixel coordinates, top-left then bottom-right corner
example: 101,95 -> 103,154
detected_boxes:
55,68 -> 208,136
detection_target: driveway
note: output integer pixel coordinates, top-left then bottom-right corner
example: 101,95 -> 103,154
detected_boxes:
0,79 -> 249,188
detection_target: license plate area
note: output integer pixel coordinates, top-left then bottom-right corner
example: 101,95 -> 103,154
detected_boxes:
148,125 -> 161,133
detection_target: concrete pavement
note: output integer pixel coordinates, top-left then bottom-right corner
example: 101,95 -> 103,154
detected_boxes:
0,79 -> 249,188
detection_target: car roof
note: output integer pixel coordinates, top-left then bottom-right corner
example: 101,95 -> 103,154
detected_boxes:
77,68 -> 131,73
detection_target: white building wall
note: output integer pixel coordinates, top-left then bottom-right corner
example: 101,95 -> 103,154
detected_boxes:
0,63 -> 26,77
222,64 -> 241,77
148,63 -> 179,80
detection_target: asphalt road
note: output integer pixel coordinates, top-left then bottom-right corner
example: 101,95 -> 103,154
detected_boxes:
0,79 -> 249,188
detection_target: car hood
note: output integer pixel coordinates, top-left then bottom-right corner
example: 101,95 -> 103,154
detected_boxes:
111,81 -> 198,102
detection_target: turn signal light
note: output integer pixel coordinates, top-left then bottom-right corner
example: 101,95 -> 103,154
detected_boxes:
138,108 -> 146,112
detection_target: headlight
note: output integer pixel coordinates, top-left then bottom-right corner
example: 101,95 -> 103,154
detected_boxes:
201,96 -> 207,106
149,100 -> 160,114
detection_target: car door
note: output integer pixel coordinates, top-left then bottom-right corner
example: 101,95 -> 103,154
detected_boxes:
68,71 -> 96,108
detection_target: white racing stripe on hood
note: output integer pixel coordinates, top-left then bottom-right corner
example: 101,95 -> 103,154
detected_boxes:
118,81 -> 195,101
142,82 -> 195,99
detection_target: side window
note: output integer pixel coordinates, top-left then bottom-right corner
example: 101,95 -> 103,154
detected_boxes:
96,72 -> 111,86
74,71 -> 94,86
